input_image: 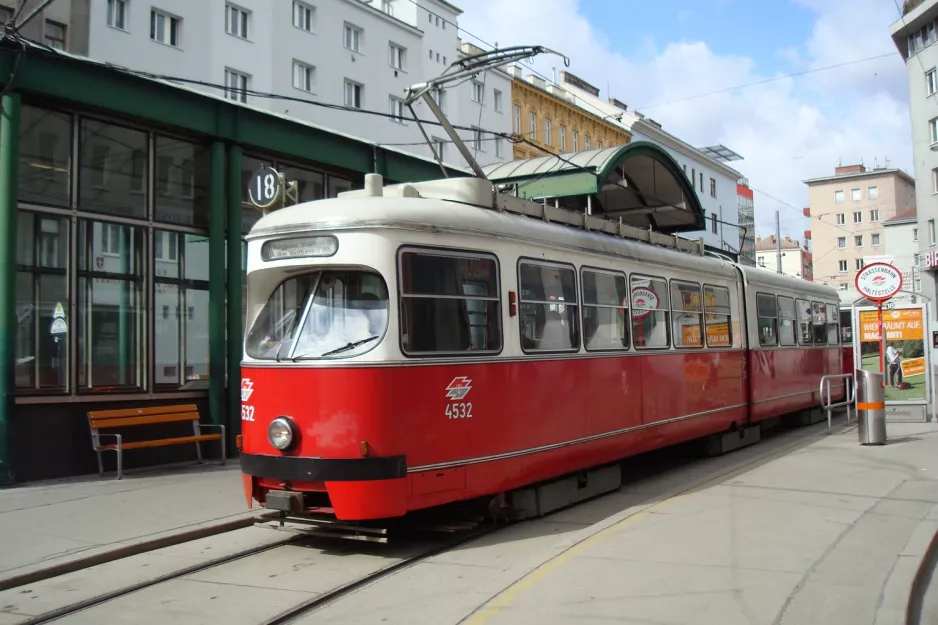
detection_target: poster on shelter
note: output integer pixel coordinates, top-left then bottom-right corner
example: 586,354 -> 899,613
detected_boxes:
858,308 -> 926,401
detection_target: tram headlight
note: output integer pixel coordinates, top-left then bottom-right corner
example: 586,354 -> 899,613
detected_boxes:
267,417 -> 296,451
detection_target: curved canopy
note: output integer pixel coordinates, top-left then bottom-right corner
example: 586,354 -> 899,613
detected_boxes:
481,141 -> 705,234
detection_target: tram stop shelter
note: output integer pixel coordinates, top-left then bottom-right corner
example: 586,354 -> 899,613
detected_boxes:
481,143 -> 707,235
0,39 -> 463,485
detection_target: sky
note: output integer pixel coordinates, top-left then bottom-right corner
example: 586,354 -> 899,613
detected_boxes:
456,0 -> 913,243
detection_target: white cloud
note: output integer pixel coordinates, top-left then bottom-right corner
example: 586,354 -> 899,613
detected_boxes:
456,0 -> 913,265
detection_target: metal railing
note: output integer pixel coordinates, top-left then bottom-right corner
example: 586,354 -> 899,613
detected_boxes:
820,374 -> 856,434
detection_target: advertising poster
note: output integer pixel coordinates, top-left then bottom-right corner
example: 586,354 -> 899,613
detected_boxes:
858,308 -> 925,401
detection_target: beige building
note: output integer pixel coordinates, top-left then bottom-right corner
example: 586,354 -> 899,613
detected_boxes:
804,164 -> 916,291
755,235 -> 812,280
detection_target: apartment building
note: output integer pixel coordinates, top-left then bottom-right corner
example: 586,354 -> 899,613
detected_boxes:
804,164 -> 915,291
891,0 -> 938,319
507,67 -> 631,159
755,235 -> 812,280
737,178 -> 756,266
0,0 -> 512,167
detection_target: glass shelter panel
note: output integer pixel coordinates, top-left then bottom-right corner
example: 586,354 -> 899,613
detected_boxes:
79,119 -> 149,218
154,136 -> 211,228
19,105 -> 71,207
77,220 -> 147,392
15,212 -> 70,392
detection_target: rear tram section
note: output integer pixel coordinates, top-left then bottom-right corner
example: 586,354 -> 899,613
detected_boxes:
238,177 -> 843,521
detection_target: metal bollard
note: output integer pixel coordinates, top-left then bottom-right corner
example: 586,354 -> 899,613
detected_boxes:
855,368 -> 887,445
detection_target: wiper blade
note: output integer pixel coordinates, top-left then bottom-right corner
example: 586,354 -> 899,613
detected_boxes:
312,335 -> 380,359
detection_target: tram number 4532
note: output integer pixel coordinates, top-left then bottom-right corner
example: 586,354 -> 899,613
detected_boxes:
445,403 -> 472,419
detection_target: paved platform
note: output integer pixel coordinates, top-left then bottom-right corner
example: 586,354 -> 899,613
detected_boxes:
301,420 -> 938,625
0,462 -> 258,587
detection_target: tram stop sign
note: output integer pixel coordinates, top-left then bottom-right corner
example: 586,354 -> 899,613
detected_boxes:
854,263 -> 903,302
248,165 -> 283,212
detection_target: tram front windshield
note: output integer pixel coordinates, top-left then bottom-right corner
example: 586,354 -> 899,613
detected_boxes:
246,270 -> 389,360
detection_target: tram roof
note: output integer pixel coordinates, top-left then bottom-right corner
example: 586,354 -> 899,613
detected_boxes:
739,265 -> 840,301
480,141 -> 706,235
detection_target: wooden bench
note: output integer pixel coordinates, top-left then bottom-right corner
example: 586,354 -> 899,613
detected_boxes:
87,404 -> 226,480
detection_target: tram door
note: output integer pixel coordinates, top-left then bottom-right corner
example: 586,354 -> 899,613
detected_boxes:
852,302 -> 931,422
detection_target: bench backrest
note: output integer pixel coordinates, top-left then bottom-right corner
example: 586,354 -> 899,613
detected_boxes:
88,404 -> 200,430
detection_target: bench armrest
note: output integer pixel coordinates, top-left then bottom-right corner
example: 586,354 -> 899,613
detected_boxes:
194,423 -> 225,433
91,432 -> 122,452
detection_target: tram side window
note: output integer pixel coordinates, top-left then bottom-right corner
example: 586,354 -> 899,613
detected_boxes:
812,301 -> 828,345
670,280 -> 703,348
581,269 -> 629,351
399,250 -> 501,355
756,293 -> 778,346
796,298 -> 812,345
519,261 -> 579,352
777,296 -> 797,347
631,274 -> 670,349
703,285 -> 732,348
824,302 -> 839,345
840,309 -> 853,344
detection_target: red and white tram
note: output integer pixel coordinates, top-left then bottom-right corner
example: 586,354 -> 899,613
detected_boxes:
238,174 -> 843,521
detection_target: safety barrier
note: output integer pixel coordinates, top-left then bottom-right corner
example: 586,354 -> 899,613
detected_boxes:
820,373 -> 856,435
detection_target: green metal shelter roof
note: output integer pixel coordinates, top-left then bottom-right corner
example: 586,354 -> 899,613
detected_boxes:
482,141 -> 705,234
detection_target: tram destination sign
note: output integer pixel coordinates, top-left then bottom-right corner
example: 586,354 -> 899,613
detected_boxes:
261,235 -> 338,261
854,262 -> 902,302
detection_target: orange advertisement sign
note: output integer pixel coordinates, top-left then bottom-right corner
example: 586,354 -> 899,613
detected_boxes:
900,357 -> 926,378
681,323 -> 730,347
859,309 -> 923,342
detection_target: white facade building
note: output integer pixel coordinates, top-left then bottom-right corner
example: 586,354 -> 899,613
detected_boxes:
879,209 -> 923,306
36,0 -> 511,168
555,72 -> 745,256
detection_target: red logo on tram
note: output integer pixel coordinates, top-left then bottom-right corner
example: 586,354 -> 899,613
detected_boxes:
445,377 -> 472,401
241,378 -> 255,402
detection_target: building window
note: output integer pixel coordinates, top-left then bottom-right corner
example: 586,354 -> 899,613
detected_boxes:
150,9 -> 180,47
572,130 -> 578,151
471,81 -> 484,104
854,235 -> 863,247
545,119 -> 552,146
853,211 -> 862,224
292,60 -> 314,92
0,5 -> 10,25
512,105 -> 520,133
79,119 -> 148,218
77,220 -> 146,392
44,20 -> 66,49
344,23 -> 362,53
431,136 -> 445,161
868,186 -> 879,200
585,135 -> 591,149
699,172 -> 703,192
107,0 -> 127,30
529,111 -> 536,140
560,125 -> 567,152
835,213 -> 845,225
19,105 -> 71,207
872,233 -> 881,246
838,237 -> 846,248
855,258 -> 864,270
692,168 -> 696,187
428,49 -> 432,59
495,137 -> 503,158
344,79 -> 363,108
15,213 -> 70,393
851,188 -> 861,202
929,69 -> 938,96
492,90 -> 503,113
839,260 -> 848,272
225,4 -> 249,39
930,117 -> 938,144
930,219 -> 936,245
711,213 -> 717,234
471,126 -> 483,151
389,96 -> 405,123
293,1 -> 314,32
915,253 -> 921,266
834,190 -> 844,203
914,227 -> 919,242
224,68 -> 249,103
710,177 -> 716,198
389,42 -> 405,70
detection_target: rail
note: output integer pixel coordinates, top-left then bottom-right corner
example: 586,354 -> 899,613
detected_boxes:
820,373 -> 856,435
